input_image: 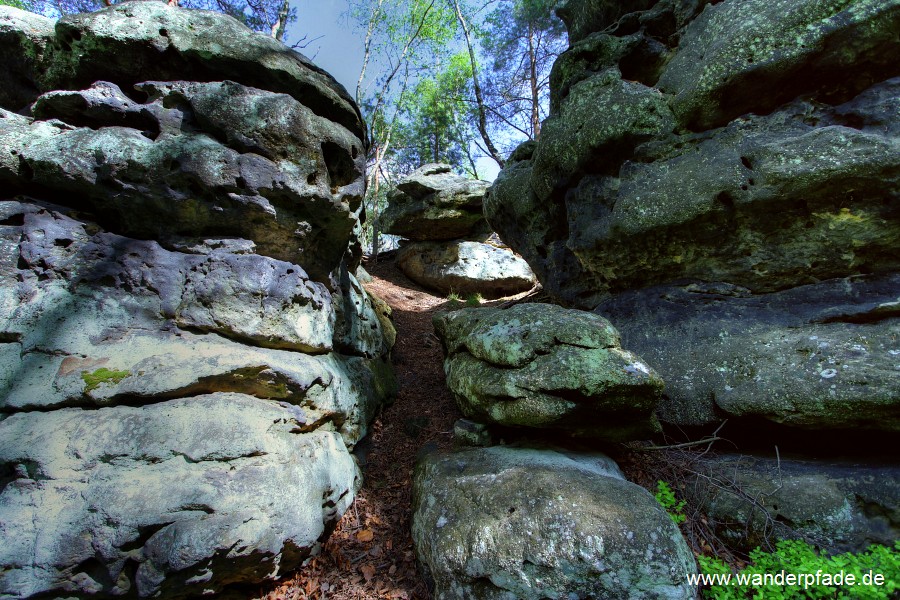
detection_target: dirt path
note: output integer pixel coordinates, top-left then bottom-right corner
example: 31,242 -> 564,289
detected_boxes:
256,256 -> 463,600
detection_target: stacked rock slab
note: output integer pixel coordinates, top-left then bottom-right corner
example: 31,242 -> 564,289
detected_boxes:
0,3 -> 394,598
485,0 -> 900,430
416,304 -> 698,598
381,164 -> 535,298
485,0 -> 900,554
433,304 -> 664,442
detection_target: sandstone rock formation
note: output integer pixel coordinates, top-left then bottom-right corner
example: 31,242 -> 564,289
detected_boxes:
412,446 -> 697,599
0,3 -> 393,598
433,304 -> 664,441
380,164 -> 490,241
485,0 -> 900,432
471,0 -> 900,570
396,240 -> 535,299
382,164 -> 535,298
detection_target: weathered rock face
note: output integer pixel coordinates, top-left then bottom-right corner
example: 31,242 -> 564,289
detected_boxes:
380,164 -> 491,241
684,455 -> 900,555
597,275 -> 900,428
0,3 -> 393,598
396,240 -> 535,298
485,0 -> 900,431
0,394 -> 359,599
412,446 -> 697,599
433,304 -> 663,441
383,163 -> 536,298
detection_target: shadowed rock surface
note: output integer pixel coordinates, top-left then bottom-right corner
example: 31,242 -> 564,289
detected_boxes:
380,164 -> 491,241
684,455 -> 900,555
0,3 -> 393,598
596,275 -> 900,428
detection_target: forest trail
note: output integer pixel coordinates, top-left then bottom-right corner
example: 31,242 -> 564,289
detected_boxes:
256,255 -> 467,600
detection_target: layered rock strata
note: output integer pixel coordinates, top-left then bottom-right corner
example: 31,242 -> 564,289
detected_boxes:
382,164 -> 535,297
485,0 -> 900,432
480,0 -> 900,564
0,3 -> 393,598
433,303 -> 664,441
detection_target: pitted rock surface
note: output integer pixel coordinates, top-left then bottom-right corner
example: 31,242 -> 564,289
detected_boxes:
0,4 -> 394,598
412,446 -> 697,599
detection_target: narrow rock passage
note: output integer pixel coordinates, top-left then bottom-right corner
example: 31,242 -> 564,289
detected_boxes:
257,255 -> 463,600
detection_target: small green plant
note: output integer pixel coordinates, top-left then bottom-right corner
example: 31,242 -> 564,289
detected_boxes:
465,292 -> 483,307
654,480 -> 686,525
446,290 -> 463,308
81,368 -> 131,393
698,539 -> 900,599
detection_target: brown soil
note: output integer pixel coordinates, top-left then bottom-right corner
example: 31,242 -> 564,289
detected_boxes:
254,255 -> 482,600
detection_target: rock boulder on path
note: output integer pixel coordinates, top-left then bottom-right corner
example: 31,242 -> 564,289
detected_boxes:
412,446 -> 698,599
396,240 -> 535,298
433,303 -> 664,441
380,164 -> 491,241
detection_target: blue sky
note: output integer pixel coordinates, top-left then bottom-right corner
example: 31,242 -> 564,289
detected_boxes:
286,0 -> 503,181
288,0 -> 363,95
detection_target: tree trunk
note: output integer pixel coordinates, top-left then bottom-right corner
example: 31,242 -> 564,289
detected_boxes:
356,0 -> 387,106
371,164 -> 381,264
271,0 -> 290,41
449,0 -> 505,169
528,22 -> 541,138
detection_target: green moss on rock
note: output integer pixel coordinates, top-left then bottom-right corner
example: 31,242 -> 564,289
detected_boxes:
81,367 -> 131,393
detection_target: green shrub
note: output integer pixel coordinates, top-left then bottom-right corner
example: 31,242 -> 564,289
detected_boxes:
465,292 -> 483,307
654,480 -> 686,525
698,539 -> 900,599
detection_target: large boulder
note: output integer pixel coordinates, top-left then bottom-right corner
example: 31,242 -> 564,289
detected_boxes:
396,240 -> 535,298
433,304 -> 664,441
412,446 -> 697,599
485,0 -> 900,432
684,454 -> 900,555
0,394 -> 360,599
0,4 -> 393,598
380,164 -> 491,241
